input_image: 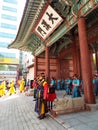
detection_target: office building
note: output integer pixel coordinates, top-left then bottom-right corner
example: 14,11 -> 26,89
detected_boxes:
0,0 -> 26,81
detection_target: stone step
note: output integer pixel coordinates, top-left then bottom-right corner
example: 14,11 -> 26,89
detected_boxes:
85,103 -> 98,111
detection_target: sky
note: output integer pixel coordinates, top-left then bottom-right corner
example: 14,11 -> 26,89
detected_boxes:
17,0 -> 26,33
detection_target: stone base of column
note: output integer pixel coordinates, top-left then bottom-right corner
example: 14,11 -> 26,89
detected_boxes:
85,103 -> 98,111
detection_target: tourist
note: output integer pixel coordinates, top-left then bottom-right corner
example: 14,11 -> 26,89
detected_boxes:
47,77 -> 57,110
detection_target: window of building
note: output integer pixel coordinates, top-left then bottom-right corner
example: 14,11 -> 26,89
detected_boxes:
1,23 -> 17,30
2,6 -> 17,12
0,32 -> 16,39
3,0 -> 17,4
2,14 -> 17,21
0,52 -> 16,58
0,42 -> 8,48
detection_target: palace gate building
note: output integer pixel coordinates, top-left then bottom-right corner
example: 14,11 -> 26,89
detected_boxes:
8,0 -> 98,104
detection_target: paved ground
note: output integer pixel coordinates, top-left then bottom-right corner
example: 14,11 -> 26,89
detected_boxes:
0,90 -> 98,130
0,92 -> 67,130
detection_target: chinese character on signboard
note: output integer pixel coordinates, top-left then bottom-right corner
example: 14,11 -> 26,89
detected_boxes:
35,5 -> 63,40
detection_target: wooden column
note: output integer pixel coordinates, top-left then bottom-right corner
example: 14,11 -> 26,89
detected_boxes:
72,34 -> 81,77
95,50 -> 98,73
34,56 -> 37,78
45,47 -> 50,81
78,17 -> 95,104
72,35 -> 78,75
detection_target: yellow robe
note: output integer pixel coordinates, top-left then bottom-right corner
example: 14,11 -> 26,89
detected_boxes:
0,84 -> 4,97
19,80 -> 25,92
0,81 -> 6,96
9,81 -> 15,95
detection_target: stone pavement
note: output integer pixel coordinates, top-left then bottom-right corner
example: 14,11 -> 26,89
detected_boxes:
0,92 -> 66,130
0,90 -> 98,130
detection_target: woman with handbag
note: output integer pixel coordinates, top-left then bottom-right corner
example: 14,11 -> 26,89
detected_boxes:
47,77 -> 57,110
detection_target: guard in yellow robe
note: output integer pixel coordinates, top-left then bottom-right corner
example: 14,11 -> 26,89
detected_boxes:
0,84 -> 3,97
9,81 -> 15,95
0,81 -> 6,96
19,78 -> 25,92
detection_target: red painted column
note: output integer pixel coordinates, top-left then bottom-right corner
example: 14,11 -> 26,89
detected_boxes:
72,35 -> 78,75
45,47 -> 50,81
34,56 -> 37,78
95,50 -> 98,73
78,17 -> 95,104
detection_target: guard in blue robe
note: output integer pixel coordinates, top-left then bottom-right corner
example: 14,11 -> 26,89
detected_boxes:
93,75 -> 98,96
72,75 -> 81,98
57,80 -> 61,90
61,79 -> 65,90
65,77 -> 72,95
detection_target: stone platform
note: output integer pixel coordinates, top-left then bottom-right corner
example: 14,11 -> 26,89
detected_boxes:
52,97 -> 85,116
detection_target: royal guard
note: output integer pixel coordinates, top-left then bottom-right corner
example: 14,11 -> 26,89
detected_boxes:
72,74 -> 81,98
8,80 -> 15,95
19,78 -> 25,93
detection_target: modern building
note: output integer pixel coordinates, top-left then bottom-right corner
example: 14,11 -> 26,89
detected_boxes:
0,0 -> 26,81
23,52 -> 34,80
22,52 -> 34,88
